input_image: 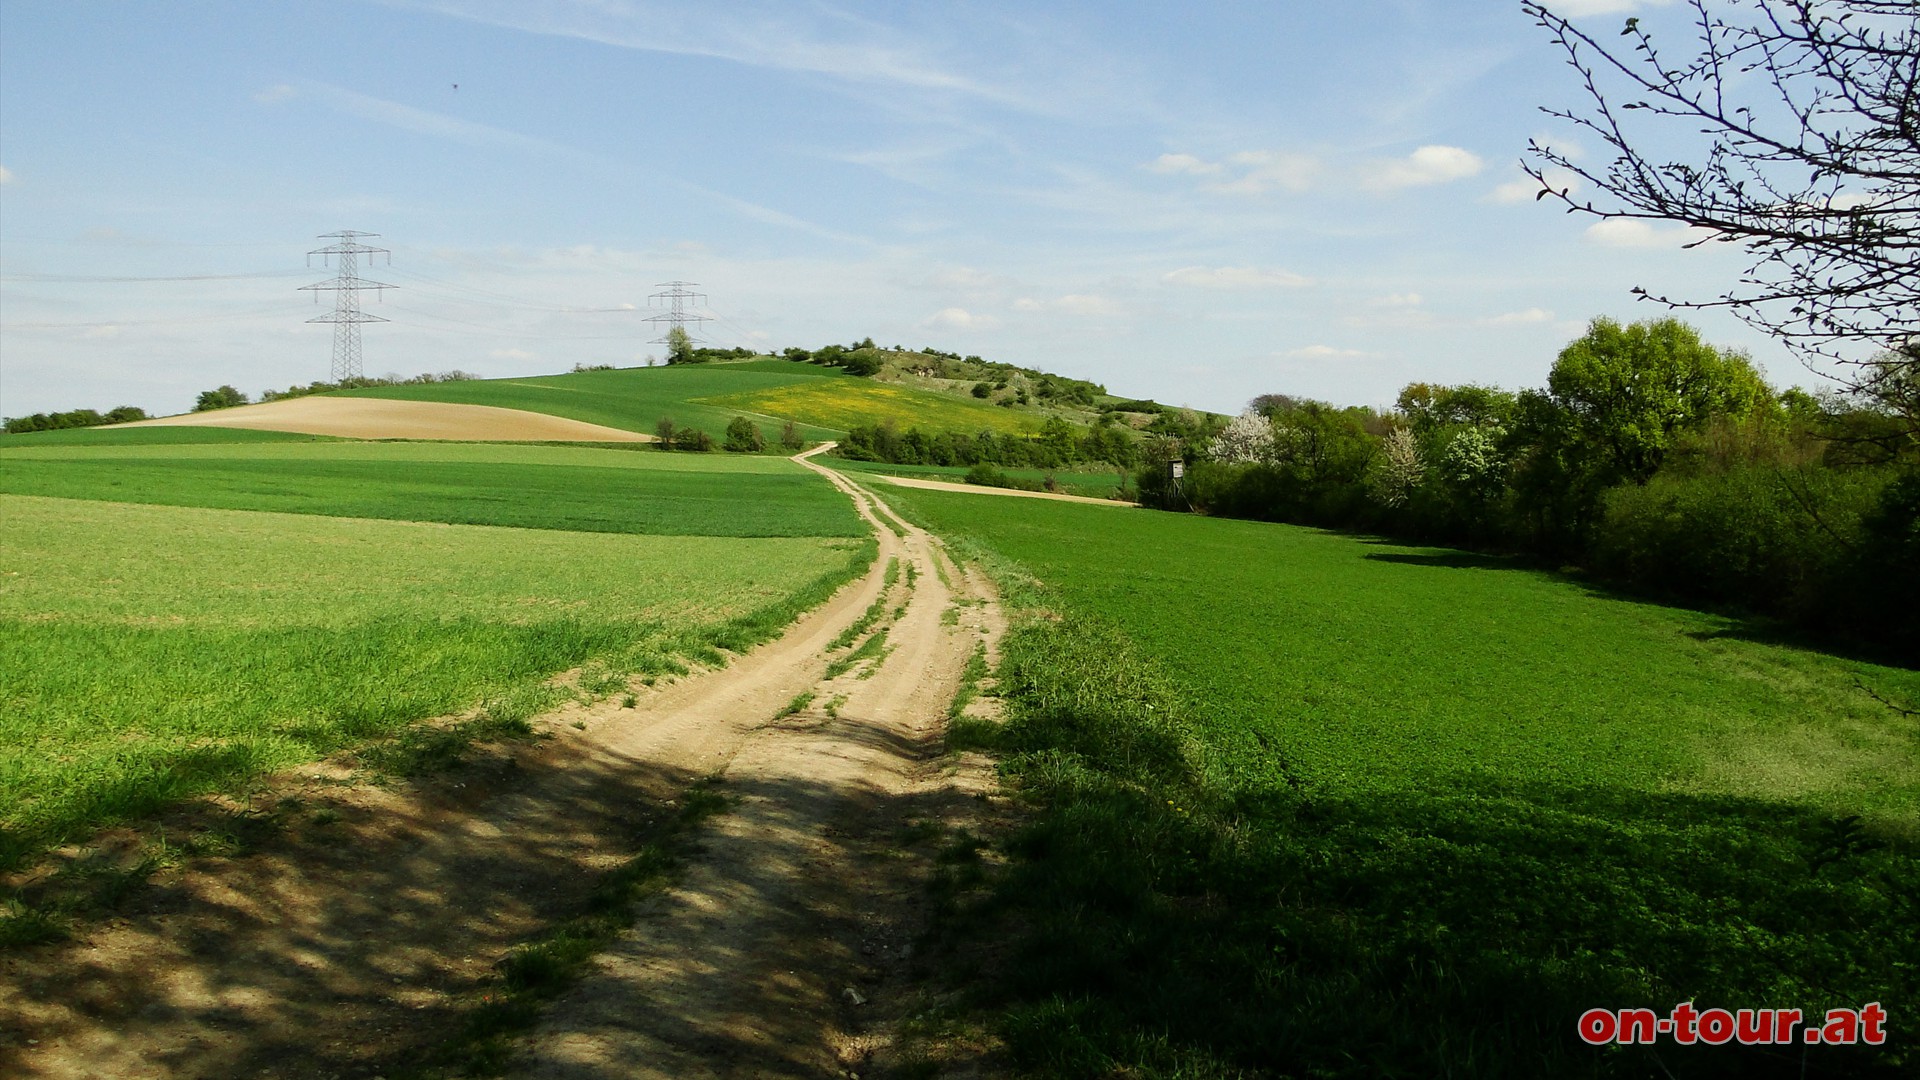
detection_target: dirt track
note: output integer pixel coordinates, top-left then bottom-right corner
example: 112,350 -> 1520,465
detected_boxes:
126,396 -> 653,442
0,445 -> 1001,1079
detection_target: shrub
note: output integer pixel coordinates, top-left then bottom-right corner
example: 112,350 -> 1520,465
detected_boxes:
723,416 -> 764,453
779,419 -> 805,451
971,382 -> 993,399
672,427 -> 714,452
194,386 -> 248,412
1591,464 -> 1894,623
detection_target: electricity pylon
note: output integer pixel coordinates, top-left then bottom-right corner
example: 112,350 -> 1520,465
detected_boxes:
300,231 -> 396,381
644,281 -> 713,346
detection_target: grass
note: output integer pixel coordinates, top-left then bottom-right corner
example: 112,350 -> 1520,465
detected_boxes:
884,487 -> 1920,1078
695,378 -> 1041,435
0,441 -> 864,538
0,494 -> 873,873
339,364 -> 846,442
828,456 -> 1133,500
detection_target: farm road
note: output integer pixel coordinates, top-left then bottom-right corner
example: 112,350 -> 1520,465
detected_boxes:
0,445 -> 1002,1078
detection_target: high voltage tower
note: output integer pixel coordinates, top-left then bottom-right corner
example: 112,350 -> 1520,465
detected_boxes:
300,230 -> 396,381
645,281 -> 712,346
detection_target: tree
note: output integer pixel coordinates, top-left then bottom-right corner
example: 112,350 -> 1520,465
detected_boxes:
654,415 -> 678,448
665,327 -> 698,365
723,416 -> 765,453
1209,410 -> 1276,464
1509,317 -> 1770,545
1524,1 -> 1918,428
195,386 -> 248,411
780,419 -> 805,451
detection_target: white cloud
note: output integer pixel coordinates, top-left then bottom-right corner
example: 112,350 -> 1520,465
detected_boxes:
0,165 -> 13,185
920,306 -> 1000,330
1481,307 -> 1554,326
1486,168 -> 1580,205
1162,265 -> 1313,290
490,347 -> 538,361
1584,218 -> 1717,248
1284,344 -> 1373,359
1145,153 -> 1222,176
1013,294 -> 1124,317
82,325 -> 120,339
1361,145 -> 1484,191
252,83 -> 296,104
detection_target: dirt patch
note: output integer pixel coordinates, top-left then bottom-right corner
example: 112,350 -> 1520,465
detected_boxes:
0,443 -> 1007,1079
126,397 -> 653,442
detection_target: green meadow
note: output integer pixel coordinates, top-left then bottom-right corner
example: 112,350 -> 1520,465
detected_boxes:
0,426 -> 333,447
697,376 -> 1040,435
340,362 -> 847,441
0,493 -> 870,871
884,487 -> 1919,1078
0,441 -> 863,538
826,456 -> 1133,500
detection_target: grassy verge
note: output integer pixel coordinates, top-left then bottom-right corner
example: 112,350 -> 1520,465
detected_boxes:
0,494 -> 873,873
885,487 -> 1918,1078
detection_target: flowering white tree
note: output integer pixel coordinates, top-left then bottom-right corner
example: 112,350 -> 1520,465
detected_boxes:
1369,427 -> 1424,507
1209,409 -> 1276,464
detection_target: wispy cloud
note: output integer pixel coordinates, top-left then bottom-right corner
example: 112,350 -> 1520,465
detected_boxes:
1548,0 -> 1676,18
270,80 -> 566,156
1163,265 -> 1313,290
1145,153 -> 1222,177
0,165 -> 14,185
395,0 -> 1120,119
1480,307 -> 1554,326
920,306 -> 1000,330
1485,168 -> 1580,205
1284,344 -> 1374,359
1014,293 -> 1125,317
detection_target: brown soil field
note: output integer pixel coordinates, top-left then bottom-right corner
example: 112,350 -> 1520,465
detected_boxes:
126,396 -> 653,442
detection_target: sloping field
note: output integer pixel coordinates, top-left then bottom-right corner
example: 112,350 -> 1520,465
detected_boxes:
341,363 -> 846,441
0,426 -> 327,447
126,396 -> 651,442
697,377 -> 1040,435
0,494 -> 869,871
0,441 -> 862,537
886,487 -> 1920,1077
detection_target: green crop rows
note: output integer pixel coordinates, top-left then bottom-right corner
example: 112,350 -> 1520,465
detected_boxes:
0,442 -> 864,538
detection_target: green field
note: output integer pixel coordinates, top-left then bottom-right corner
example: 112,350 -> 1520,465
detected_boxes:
0,425 -> 334,447
696,377 -> 1041,435
0,442 -> 864,538
0,492 -> 870,872
826,456 -> 1132,499
884,488 -> 1919,1077
340,363 -> 847,441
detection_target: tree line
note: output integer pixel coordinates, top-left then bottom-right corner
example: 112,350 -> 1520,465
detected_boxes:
1142,317 -> 1917,658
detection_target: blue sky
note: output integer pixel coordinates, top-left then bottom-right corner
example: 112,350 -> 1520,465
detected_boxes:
0,0 -> 1788,418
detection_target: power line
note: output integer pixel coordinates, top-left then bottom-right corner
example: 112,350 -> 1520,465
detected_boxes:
300,230 -> 396,382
